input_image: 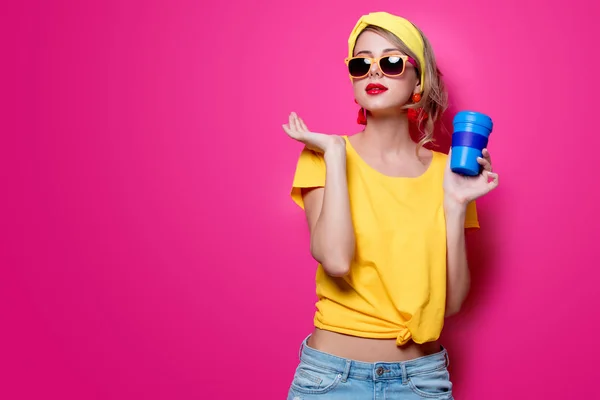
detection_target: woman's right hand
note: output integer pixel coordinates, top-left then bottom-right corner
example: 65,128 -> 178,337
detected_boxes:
282,112 -> 345,154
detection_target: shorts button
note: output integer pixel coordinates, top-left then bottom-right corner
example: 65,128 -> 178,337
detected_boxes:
376,367 -> 385,376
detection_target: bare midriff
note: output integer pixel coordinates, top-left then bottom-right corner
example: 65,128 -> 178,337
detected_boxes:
307,327 -> 441,363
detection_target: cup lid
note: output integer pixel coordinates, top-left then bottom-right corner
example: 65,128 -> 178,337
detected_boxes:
453,111 -> 493,131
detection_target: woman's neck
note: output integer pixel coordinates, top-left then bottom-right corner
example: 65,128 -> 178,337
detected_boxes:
360,112 -> 416,156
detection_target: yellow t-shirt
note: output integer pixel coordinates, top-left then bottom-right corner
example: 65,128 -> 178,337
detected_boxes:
290,136 -> 479,346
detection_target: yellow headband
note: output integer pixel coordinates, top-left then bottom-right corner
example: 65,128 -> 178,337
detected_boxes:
347,12 -> 426,92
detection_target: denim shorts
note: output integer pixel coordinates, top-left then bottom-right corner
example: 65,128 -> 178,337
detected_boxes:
287,336 -> 453,400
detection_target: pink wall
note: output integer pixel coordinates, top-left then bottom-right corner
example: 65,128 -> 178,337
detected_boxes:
3,0 -> 599,399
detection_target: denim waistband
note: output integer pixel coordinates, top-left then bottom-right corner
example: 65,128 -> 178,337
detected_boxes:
298,335 -> 449,382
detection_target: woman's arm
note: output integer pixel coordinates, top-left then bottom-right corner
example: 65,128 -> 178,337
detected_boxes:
442,148 -> 498,316
444,200 -> 469,317
302,142 -> 355,277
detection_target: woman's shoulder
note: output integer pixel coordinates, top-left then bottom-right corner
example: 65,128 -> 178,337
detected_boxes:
430,149 -> 449,163
430,149 -> 449,158
427,149 -> 449,175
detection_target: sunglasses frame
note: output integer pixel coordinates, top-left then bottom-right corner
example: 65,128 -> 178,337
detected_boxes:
344,54 -> 418,79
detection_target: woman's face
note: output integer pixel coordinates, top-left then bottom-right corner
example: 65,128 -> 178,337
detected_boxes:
351,30 -> 420,114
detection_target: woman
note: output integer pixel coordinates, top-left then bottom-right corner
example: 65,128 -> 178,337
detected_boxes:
282,11 -> 498,400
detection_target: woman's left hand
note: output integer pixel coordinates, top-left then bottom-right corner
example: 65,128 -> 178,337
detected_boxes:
443,148 -> 499,208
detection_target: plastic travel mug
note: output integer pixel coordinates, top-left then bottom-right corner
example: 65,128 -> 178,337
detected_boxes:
450,111 -> 493,176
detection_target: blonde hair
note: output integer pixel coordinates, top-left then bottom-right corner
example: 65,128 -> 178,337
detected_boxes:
357,25 -> 449,154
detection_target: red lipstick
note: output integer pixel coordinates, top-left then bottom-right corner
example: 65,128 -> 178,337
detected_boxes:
365,83 -> 388,95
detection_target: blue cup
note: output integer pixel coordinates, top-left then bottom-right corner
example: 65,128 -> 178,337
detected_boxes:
450,111 -> 493,176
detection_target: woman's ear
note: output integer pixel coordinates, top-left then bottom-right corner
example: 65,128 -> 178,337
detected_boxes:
413,83 -> 421,96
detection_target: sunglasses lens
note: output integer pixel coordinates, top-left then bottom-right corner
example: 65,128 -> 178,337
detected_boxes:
348,58 -> 371,77
380,56 -> 405,76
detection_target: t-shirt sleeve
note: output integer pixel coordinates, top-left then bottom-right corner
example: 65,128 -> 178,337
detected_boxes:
465,200 -> 480,229
290,146 -> 326,210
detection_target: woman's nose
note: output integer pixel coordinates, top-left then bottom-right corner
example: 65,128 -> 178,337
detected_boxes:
369,60 -> 382,77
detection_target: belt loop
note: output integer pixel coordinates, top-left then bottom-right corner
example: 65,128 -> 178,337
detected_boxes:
341,360 -> 351,382
445,351 -> 450,369
299,335 -> 308,361
401,363 -> 408,384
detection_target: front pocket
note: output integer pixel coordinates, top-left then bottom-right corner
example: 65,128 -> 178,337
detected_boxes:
290,362 -> 343,395
407,367 -> 453,399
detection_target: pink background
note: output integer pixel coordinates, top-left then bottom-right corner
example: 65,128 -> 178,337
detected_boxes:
3,0 -> 599,399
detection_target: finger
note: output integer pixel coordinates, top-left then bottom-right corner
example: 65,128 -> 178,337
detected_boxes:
298,116 -> 308,132
477,157 -> 492,172
291,112 -> 301,132
289,113 -> 295,131
485,171 -> 499,190
282,124 -> 292,136
482,148 -> 492,164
